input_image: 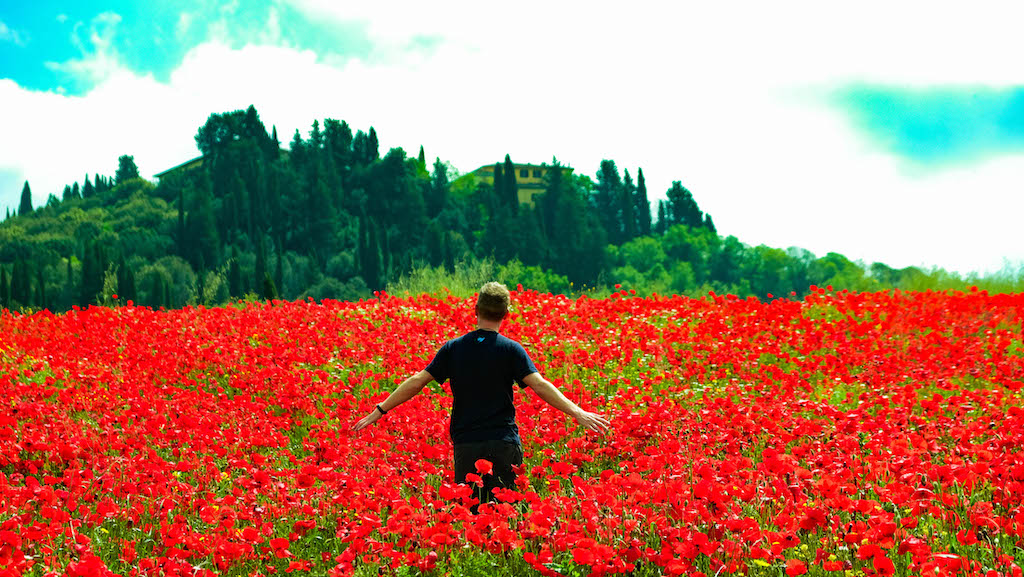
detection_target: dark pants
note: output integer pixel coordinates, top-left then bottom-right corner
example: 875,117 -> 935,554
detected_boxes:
453,440 -> 522,510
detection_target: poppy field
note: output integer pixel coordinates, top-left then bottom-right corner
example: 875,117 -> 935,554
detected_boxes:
1,286 -> 1024,577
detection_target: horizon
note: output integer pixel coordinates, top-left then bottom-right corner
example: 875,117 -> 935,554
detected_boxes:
2,1 -> 1023,277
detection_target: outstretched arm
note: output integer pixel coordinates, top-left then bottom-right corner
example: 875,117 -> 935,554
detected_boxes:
522,372 -> 611,434
353,370 -> 434,431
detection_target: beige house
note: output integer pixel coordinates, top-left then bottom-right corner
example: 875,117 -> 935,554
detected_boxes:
471,163 -> 574,207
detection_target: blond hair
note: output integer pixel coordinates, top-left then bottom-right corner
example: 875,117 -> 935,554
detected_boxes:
476,282 -> 511,322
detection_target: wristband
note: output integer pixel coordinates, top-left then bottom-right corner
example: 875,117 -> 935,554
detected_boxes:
376,404 -> 388,415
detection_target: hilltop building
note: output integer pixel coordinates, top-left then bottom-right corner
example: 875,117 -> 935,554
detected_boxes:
471,163 -> 574,207
154,155 -> 206,180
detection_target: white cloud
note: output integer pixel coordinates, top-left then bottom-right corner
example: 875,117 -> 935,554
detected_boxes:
2,1 -> 1024,276
176,12 -> 192,39
0,19 -> 27,45
45,12 -> 123,84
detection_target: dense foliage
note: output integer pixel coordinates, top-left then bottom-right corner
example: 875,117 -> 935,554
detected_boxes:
1,105 -> 1021,314
1,288 -> 1023,576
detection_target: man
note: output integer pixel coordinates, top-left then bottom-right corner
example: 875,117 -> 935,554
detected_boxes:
353,282 -> 610,505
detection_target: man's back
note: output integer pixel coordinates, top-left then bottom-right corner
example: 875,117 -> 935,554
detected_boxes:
426,328 -> 537,444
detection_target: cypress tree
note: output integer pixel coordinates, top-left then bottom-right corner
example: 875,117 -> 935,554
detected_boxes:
636,168 -> 651,236
255,237 -> 266,298
124,264 -> 137,304
540,157 -> 565,245
358,214 -> 382,290
187,178 -> 219,270
263,272 -> 278,301
116,255 -> 136,304
656,200 -> 667,235
502,154 -> 518,211
493,163 -> 504,205
35,267 -> 46,311
196,268 -> 206,305
161,275 -> 170,309
63,185 -> 73,202
116,255 -> 128,300
11,259 -> 30,307
367,127 -> 379,162
274,243 -> 284,299
595,160 -> 623,243
428,157 -> 450,217
177,186 -> 186,256
80,242 -> 104,306
82,174 -> 94,198
621,169 -> 637,241
65,257 -> 74,309
0,266 -> 9,309
417,146 -> 426,172
703,214 -> 717,234
229,247 -> 241,298
72,182 -> 81,200
151,274 -> 164,309
18,181 -> 33,216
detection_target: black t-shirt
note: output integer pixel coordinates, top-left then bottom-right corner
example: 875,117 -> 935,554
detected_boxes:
425,328 -> 539,445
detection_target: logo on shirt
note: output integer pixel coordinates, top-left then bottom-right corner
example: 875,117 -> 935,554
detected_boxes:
477,337 -> 485,342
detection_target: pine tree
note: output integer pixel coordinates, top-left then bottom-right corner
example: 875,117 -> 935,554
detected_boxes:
82,174 -> 94,198
636,168 -> 651,236
503,154 -> 518,212
18,181 -> 33,216
63,185 -> 73,202
71,182 -> 81,200
115,155 -> 140,185
666,181 -> 702,228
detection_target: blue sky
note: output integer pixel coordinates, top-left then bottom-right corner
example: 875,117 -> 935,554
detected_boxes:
1,1 -> 1023,275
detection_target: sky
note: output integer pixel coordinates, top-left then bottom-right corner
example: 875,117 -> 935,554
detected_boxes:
1,1 -> 1023,277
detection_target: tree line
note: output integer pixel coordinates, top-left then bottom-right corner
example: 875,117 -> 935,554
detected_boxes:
1,105 -> 1020,312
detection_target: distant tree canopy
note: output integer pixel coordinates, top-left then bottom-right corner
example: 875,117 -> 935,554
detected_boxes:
1,104 -> 1017,314
116,155 -> 140,185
